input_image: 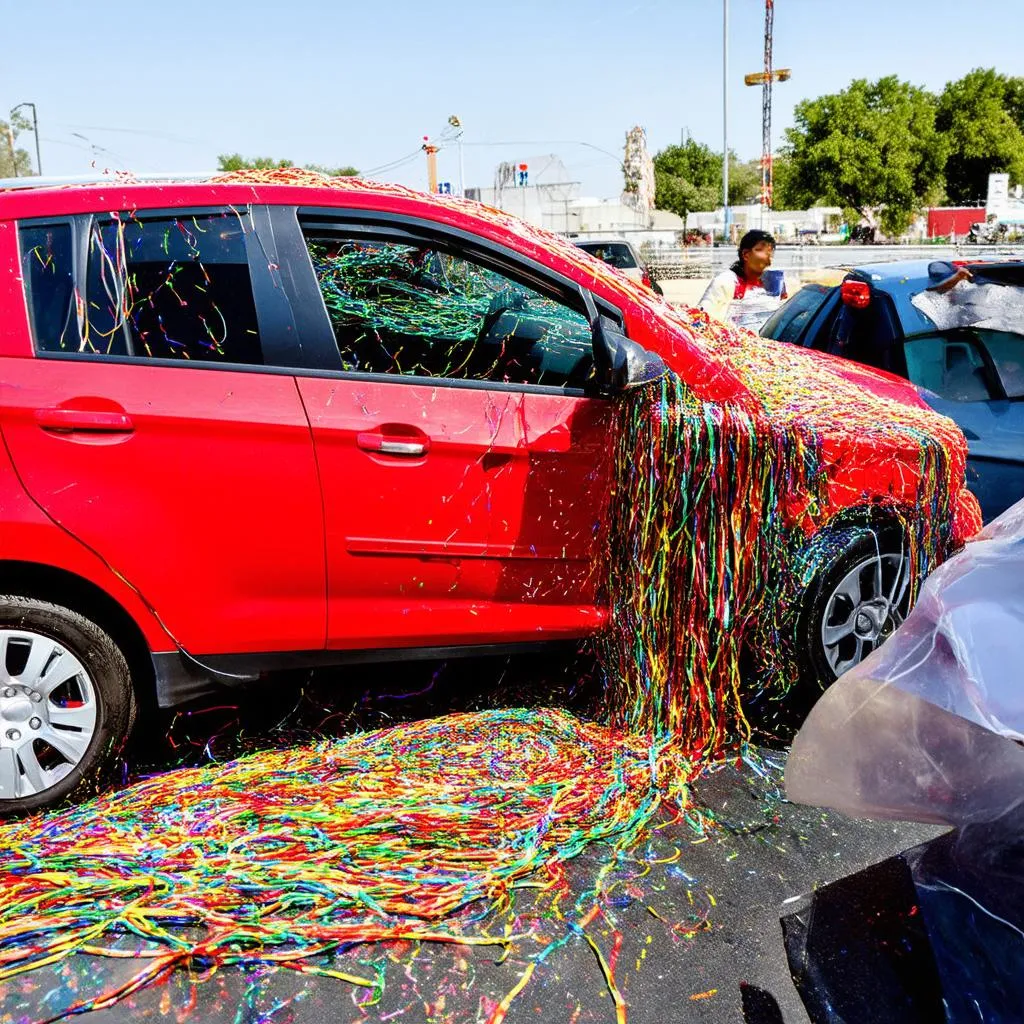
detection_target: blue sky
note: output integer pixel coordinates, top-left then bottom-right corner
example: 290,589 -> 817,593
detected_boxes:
4,0 -> 1022,197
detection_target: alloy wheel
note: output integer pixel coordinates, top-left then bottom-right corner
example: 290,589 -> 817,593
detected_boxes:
0,630 -> 98,800
820,548 -> 912,676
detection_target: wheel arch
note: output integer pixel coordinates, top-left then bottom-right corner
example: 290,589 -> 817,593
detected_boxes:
0,560 -> 157,714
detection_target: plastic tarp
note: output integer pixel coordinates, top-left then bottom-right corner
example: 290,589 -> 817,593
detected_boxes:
786,497 -> 1024,825
784,499 -> 1024,1022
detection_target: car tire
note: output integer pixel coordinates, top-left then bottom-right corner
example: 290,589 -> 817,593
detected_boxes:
791,526 -> 913,710
0,596 -> 136,816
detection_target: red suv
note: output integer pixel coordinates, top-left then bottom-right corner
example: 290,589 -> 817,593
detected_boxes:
0,172 -> 979,813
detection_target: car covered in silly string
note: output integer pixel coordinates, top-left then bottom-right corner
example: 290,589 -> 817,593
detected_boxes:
0,171 -> 980,812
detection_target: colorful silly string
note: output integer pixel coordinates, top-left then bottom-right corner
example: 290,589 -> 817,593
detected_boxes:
0,169 -> 983,1021
0,710 -> 682,1021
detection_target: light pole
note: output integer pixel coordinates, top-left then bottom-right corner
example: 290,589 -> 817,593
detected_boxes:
10,102 -> 42,176
448,115 -> 465,197
722,0 -> 730,243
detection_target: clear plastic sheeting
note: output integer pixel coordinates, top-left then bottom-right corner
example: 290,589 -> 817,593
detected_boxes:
786,497 -> 1024,826
910,275 -> 1024,335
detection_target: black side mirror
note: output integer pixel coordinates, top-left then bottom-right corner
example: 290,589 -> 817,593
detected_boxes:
592,315 -> 667,394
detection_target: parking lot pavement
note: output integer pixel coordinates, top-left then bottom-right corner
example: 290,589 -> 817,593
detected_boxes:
0,655 -> 941,1024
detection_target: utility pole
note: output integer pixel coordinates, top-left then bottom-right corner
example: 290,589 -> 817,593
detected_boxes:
722,0 -> 730,243
447,115 -> 465,197
422,136 -> 439,194
10,102 -> 42,175
745,1 -> 790,226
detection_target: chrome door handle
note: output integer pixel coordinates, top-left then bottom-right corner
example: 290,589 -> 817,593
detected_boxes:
356,431 -> 430,457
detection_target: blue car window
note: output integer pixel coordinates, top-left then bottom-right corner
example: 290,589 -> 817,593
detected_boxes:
977,330 -> 1024,400
759,283 -> 831,343
904,334 -> 995,402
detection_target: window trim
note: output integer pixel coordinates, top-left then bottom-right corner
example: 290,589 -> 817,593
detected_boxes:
28,349 -> 595,397
17,206 -> 296,371
268,205 -> 623,396
16,217 -> 79,354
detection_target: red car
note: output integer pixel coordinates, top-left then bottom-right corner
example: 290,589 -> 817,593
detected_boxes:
0,172 -> 979,813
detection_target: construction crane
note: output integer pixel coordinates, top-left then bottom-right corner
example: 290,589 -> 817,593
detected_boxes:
744,0 -> 790,216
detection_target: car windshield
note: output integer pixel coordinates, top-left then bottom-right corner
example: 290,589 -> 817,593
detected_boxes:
760,283 -> 833,343
577,242 -> 638,270
909,268 -> 1024,335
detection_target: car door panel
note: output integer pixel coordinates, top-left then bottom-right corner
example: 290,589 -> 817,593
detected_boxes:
296,376 -> 614,649
1,360 -> 326,653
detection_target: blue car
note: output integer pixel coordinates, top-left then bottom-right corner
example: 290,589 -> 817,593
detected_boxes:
761,259 -> 1024,522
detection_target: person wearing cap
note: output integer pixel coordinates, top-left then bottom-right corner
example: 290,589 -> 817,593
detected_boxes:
699,229 -> 788,329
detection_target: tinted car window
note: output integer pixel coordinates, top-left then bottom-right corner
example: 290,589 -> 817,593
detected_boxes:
19,223 -> 77,352
83,211 -> 262,364
904,334 -> 996,402
577,243 -> 638,270
303,235 -> 594,388
760,283 -> 832,344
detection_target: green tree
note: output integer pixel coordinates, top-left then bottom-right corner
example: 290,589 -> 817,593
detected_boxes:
653,139 -> 722,220
782,76 -> 946,235
936,69 -> 1024,204
217,154 -> 358,176
1,114 -> 35,178
728,157 -> 762,207
769,153 -> 798,209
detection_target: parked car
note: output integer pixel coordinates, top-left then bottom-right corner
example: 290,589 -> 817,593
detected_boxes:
0,174 -> 976,812
573,238 -> 664,295
761,259 -> 1024,522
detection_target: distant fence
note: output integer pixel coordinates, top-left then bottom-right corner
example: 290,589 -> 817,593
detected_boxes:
642,243 -> 1024,281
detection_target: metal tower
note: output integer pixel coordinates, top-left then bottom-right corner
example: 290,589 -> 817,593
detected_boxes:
744,0 -> 790,214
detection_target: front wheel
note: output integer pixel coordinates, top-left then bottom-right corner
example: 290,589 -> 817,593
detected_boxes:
0,597 -> 136,816
794,528 -> 914,706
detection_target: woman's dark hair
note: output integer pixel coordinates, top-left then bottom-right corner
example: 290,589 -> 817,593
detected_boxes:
730,229 -> 776,276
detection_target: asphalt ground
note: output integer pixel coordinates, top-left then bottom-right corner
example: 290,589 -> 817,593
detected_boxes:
0,653 -> 941,1024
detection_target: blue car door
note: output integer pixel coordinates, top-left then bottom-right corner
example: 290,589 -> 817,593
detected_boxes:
903,329 -> 1024,521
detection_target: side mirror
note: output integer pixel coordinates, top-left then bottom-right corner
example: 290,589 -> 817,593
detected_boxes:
592,315 -> 667,394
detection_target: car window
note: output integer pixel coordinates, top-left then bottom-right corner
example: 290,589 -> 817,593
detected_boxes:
760,283 -> 832,343
976,330 -> 1024,399
301,235 -> 595,388
577,243 -> 638,270
77,211 -> 263,364
903,334 -> 996,402
19,222 -> 77,352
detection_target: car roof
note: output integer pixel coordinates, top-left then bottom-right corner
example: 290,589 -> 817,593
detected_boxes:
848,257 -> 1024,334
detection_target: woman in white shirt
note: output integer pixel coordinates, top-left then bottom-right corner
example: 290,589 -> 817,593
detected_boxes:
699,229 -> 787,330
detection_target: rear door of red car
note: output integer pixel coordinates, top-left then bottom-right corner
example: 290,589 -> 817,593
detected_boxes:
262,205 -> 617,651
6,207 -> 326,655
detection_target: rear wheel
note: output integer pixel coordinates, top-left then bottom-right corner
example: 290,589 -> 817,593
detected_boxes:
0,597 -> 136,816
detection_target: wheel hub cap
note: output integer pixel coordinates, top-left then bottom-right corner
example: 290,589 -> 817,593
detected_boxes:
0,692 -> 33,725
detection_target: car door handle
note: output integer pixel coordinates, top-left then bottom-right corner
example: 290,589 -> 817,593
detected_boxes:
35,408 -> 135,433
357,431 -> 429,457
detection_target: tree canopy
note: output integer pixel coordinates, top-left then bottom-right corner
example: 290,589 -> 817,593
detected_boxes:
652,140 -> 765,218
781,76 -> 946,235
1,114 -> 36,178
936,68 -> 1024,204
652,139 -> 722,220
217,154 -> 358,177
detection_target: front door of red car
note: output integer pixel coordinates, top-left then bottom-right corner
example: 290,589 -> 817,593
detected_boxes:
4,209 -> 326,655
284,215 -> 617,649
